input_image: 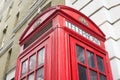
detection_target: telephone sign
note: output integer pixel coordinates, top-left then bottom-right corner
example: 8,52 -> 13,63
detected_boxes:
65,20 -> 100,45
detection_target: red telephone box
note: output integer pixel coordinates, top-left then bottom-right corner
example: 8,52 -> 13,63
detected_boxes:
15,5 -> 113,80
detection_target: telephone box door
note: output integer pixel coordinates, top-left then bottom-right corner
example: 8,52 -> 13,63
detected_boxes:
18,38 -> 51,80
70,36 -> 109,80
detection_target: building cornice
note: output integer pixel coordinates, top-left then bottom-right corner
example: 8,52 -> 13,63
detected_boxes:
0,39 -> 13,57
106,36 -> 120,42
110,56 -> 120,61
12,0 -> 47,33
89,3 -> 120,17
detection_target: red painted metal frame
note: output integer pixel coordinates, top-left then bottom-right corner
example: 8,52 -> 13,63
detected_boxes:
70,36 -> 111,80
15,5 -> 113,80
15,35 -> 52,80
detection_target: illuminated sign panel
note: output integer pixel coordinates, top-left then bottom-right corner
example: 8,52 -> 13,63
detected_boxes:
65,20 -> 100,45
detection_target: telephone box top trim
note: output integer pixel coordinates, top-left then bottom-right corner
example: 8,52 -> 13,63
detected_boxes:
19,5 -> 105,45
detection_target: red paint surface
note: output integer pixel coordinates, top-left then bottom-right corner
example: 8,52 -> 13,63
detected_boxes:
15,5 -> 113,80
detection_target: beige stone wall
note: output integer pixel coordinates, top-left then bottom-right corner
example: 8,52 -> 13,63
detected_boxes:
0,0 -> 35,79
0,51 -> 9,80
52,0 -> 65,6
65,0 -> 120,80
0,0 -> 65,79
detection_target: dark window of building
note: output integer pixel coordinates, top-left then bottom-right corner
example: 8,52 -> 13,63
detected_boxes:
13,12 -> 20,28
0,26 -> 8,49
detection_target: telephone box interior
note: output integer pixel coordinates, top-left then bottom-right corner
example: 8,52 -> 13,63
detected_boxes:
15,5 -> 113,80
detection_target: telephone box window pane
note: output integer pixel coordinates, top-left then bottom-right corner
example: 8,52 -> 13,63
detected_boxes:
76,45 -> 85,64
100,74 -> 106,80
90,70 -> 97,80
97,56 -> 105,72
21,78 -> 26,80
87,51 -> 95,68
78,65 -> 87,80
38,48 -> 45,66
36,68 -> 44,80
30,54 -> 36,71
28,73 -> 34,80
22,60 -> 28,75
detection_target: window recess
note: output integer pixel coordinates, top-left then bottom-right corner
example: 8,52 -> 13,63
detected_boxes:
24,21 -> 52,49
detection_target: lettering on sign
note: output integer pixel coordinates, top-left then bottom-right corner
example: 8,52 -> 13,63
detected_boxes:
65,20 -> 100,45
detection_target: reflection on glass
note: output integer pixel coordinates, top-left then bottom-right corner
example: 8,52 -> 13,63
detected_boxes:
78,65 -> 87,80
28,73 -> 34,80
38,48 -> 45,66
87,51 -> 95,68
22,60 -> 28,75
100,74 -> 106,80
30,54 -> 36,71
36,68 -> 44,80
90,70 -> 97,80
76,45 -> 85,64
97,56 -> 105,72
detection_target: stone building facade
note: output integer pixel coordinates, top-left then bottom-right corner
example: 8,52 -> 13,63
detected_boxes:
0,0 -> 64,80
65,0 -> 120,80
0,0 -> 120,80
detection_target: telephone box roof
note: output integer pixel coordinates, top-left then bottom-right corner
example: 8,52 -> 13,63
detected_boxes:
19,5 -> 105,45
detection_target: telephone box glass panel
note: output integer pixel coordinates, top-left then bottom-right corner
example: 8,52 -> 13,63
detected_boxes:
22,60 -> 28,76
97,56 -> 105,72
78,64 -> 87,80
36,68 -> 44,80
75,44 -> 107,80
28,73 -> 34,80
100,74 -> 106,80
76,45 -> 85,64
90,70 -> 97,80
87,51 -> 95,68
20,47 -> 45,80
29,54 -> 36,71
38,48 -> 45,66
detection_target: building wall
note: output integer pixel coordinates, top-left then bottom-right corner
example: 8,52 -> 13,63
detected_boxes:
65,0 -> 120,80
0,0 -> 119,80
6,69 -> 15,80
0,0 -> 65,80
